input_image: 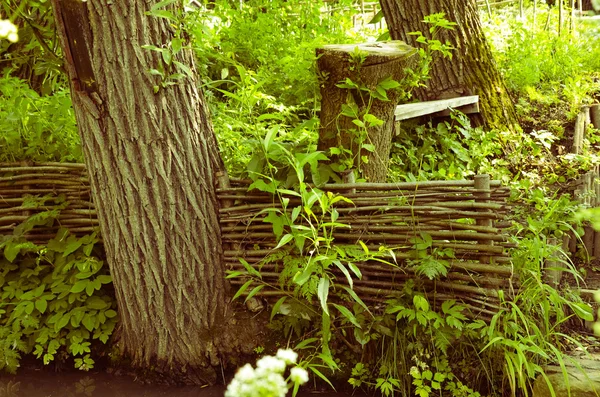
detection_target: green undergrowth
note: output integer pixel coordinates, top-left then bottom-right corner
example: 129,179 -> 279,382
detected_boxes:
0,75 -> 82,163
483,6 -> 600,146
2,2 -> 599,394
226,130 -> 594,396
0,195 -> 117,373
185,0 -> 382,176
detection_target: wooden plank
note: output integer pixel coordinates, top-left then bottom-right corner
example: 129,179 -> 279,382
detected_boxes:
395,95 -> 479,121
431,102 -> 479,117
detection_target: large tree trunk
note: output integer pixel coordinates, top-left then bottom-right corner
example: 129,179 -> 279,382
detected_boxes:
317,42 -> 417,182
379,0 -> 518,131
50,0 -> 233,384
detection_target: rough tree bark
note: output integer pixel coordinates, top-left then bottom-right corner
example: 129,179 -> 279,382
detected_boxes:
317,42 -> 417,182
50,0 -> 241,384
379,0 -> 519,131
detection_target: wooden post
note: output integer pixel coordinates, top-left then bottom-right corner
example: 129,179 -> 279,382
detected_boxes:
594,166 -> 600,258
590,104 -> 600,129
572,106 -> 590,154
216,170 -> 233,252
570,0 -> 576,33
316,41 -> 417,182
559,0 -> 564,36
562,233 -> 572,258
519,0 -> 524,19
341,169 -> 356,194
216,170 -> 234,209
474,174 -> 492,264
544,237 -> 563,288
583,171 -> 594,260
532,0 -> 537,38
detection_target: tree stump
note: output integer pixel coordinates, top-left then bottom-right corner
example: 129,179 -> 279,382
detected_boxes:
317,41 -> 417,182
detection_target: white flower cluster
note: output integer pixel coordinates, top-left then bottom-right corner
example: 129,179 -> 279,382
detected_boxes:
0,19 -> 18,43
225,349 -> 309,397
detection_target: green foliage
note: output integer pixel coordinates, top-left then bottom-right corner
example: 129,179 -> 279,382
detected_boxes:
188,0 -> 372,110
0,197 -> 117,373
0,75 -> 81,162
228,129 -> 402,383
484,8 -> 600,111
142,0 -> 196,93
483,5 -> 600,150
407,232 -> 454,280
1,0 -> 66,94
324,13 -> 456,180
390,112 -> 503,182
184,0 -> 382,176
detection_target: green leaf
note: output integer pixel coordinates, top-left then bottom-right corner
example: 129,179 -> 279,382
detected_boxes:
333,260 -> 353,288
275,233 -> 294,249
263,211 -> 284,239
294,337 -> 319,350
86,296 -> 107,310
82,315 -> 95,332
173,61 -> 193,78
378,77 -> 401,90
293,263 -> 314,286
377,31 -> 391,41
70,280 -> 88,293
368,9 -> 384,24
105,310 -> 118,319
317,277 -> 330,315
96,275 -> 112,284
239,258 -> 261,278
171,38 -> 183,54
147,9 -> 176,21
225,271 -> 244,279
309,366 -> 336,390
35,299 -> 47,314
413,295 -> 429,312
4,242 -> 21,262
340,285 -> 371,315
358,240 -> 369,255
568,301 -> 594,321
85,282 -> 96,296
24,301 -> 34,315
55,313 -> 70,332
333,303 -> 361,328
232,279 -> 253,301
150,0 -> 177,11
276,188 -> 302,198
244,285 -> 265,303
63,237 -> 83,257
270,296 -> 287,321
291,206 -> 301,222
348,262 -> 362,279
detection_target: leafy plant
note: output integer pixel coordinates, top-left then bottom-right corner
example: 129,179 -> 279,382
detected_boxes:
0,197 -> 117,373
227,129 -> 402,385
0,75 -> 81,162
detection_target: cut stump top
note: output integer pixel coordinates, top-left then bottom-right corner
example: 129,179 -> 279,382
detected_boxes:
321,41 -> 416,57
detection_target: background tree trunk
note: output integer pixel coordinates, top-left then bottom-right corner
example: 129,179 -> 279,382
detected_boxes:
379,0 -> 519,131
50,0 -> 233,384
317,42 -> 417,182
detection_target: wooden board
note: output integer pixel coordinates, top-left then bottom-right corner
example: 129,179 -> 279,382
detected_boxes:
395,95 -> 479,121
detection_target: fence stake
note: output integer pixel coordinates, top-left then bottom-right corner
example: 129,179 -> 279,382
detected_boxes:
216,170 -> 234,251
474,174 -> 493,264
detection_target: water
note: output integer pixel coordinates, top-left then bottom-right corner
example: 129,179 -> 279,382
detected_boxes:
0,370 -> 366,397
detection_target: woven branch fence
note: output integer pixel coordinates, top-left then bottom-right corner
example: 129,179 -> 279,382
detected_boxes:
218,173 -> 516,320
0,162 -> 96,242
0,163 -> 516,320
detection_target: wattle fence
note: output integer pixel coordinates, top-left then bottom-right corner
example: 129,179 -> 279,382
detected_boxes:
0,162 -> 516,320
